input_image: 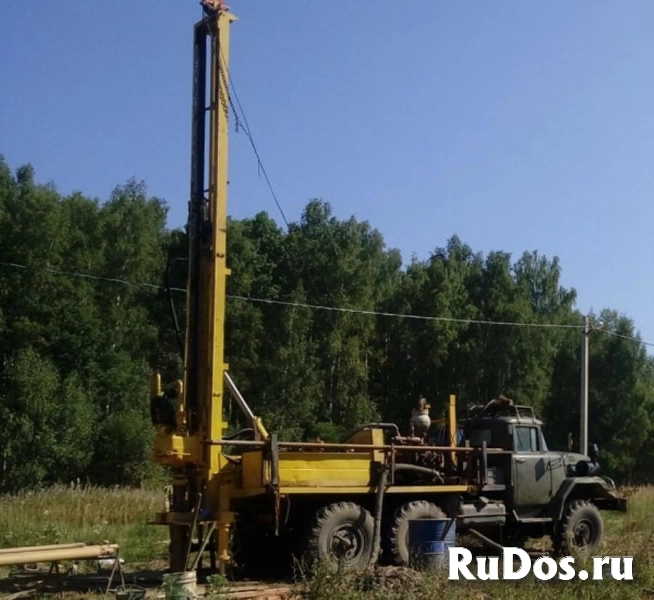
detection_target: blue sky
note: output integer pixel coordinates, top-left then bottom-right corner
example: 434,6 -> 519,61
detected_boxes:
1,1 -> 653,349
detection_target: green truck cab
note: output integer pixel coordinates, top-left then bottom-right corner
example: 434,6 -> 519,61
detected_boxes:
455,397 -> 627,556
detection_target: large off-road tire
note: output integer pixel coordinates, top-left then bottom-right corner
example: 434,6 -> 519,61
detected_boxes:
386,500 -> 446,566
553,499 -> 604,558
304,502 -> 375,573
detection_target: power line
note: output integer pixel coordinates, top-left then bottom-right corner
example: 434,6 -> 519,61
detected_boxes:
227,294 -> 584,330
231,299 -> 654,346
3,259 -> 654,347
0,261 -> 169,292
599,329 -> 654,348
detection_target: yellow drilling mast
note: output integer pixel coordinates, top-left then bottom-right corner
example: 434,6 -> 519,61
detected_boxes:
150,1 -> 256,573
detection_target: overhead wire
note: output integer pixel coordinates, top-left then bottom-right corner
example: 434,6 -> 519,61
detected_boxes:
0,261 -> 166,292
3,18 -> 651,348
227,294 -> 583,329
1,260 -> 653,347
600,329 -> 654,348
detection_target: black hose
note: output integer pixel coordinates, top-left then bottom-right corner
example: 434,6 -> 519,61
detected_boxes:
368,464 -> 444,567
222,428 -> 255,441
369,467 -> 388,568
393,463 -> 445,483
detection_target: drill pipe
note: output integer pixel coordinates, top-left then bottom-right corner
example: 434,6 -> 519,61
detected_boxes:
0,543 -> 86,555
0,544 -> 119,567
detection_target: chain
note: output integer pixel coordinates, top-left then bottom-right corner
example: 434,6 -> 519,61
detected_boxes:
218,85 -> 230,122
218,49 -> 241,132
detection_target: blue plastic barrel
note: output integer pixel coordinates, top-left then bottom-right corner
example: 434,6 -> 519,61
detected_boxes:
408,518 -> 456,570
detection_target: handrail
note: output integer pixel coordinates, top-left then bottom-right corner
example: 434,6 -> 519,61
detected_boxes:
205,438 -> 513,454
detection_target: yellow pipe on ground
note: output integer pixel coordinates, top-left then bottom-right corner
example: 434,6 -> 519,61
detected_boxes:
0,544 -> 119,567
0,543 -> 87,555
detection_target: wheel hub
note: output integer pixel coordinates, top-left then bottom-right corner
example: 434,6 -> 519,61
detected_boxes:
573,519 -> 592,547
329,524 -> 364,562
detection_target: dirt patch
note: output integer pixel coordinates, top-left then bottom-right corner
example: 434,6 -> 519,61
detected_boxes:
368,566 -> 426,593
320,565 -> 428,596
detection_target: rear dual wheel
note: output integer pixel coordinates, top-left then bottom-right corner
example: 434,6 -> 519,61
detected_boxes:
303,500 -> 449,571
385,500 -> 446,566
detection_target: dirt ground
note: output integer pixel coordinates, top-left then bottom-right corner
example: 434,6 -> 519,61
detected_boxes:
0,563 -> 298,599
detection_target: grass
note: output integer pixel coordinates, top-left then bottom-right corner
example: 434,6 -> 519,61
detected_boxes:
0,484 -> 652,598
0,483 -> 169,565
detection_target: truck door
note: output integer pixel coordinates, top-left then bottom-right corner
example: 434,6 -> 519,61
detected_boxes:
512,424 -> 552,515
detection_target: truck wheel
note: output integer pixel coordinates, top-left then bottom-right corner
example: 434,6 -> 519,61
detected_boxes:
386,500 -> 446,566
304,502 -> 374,573
554,500 -> 604,557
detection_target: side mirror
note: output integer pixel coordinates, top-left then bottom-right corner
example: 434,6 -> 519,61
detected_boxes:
589,443 -> 599,463
567,432 -> 573,452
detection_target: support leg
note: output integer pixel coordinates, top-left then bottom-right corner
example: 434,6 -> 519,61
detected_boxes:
210,528 -> 217,571
105,552 -> 126,594
170,524 -> 190,572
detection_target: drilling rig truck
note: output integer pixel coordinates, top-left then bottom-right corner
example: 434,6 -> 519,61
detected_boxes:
149,2 -> 627,578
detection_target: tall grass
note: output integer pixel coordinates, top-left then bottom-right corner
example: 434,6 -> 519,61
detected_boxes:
0,485 -> 652,599
300,487 -> 654,600
0,484 -> 168,564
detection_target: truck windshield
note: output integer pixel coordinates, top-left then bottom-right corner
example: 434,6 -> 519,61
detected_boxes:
514,426 -> 542,452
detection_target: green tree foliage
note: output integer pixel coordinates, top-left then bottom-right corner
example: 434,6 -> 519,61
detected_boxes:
0,155 -> 652,489
0,158 -> 169,491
